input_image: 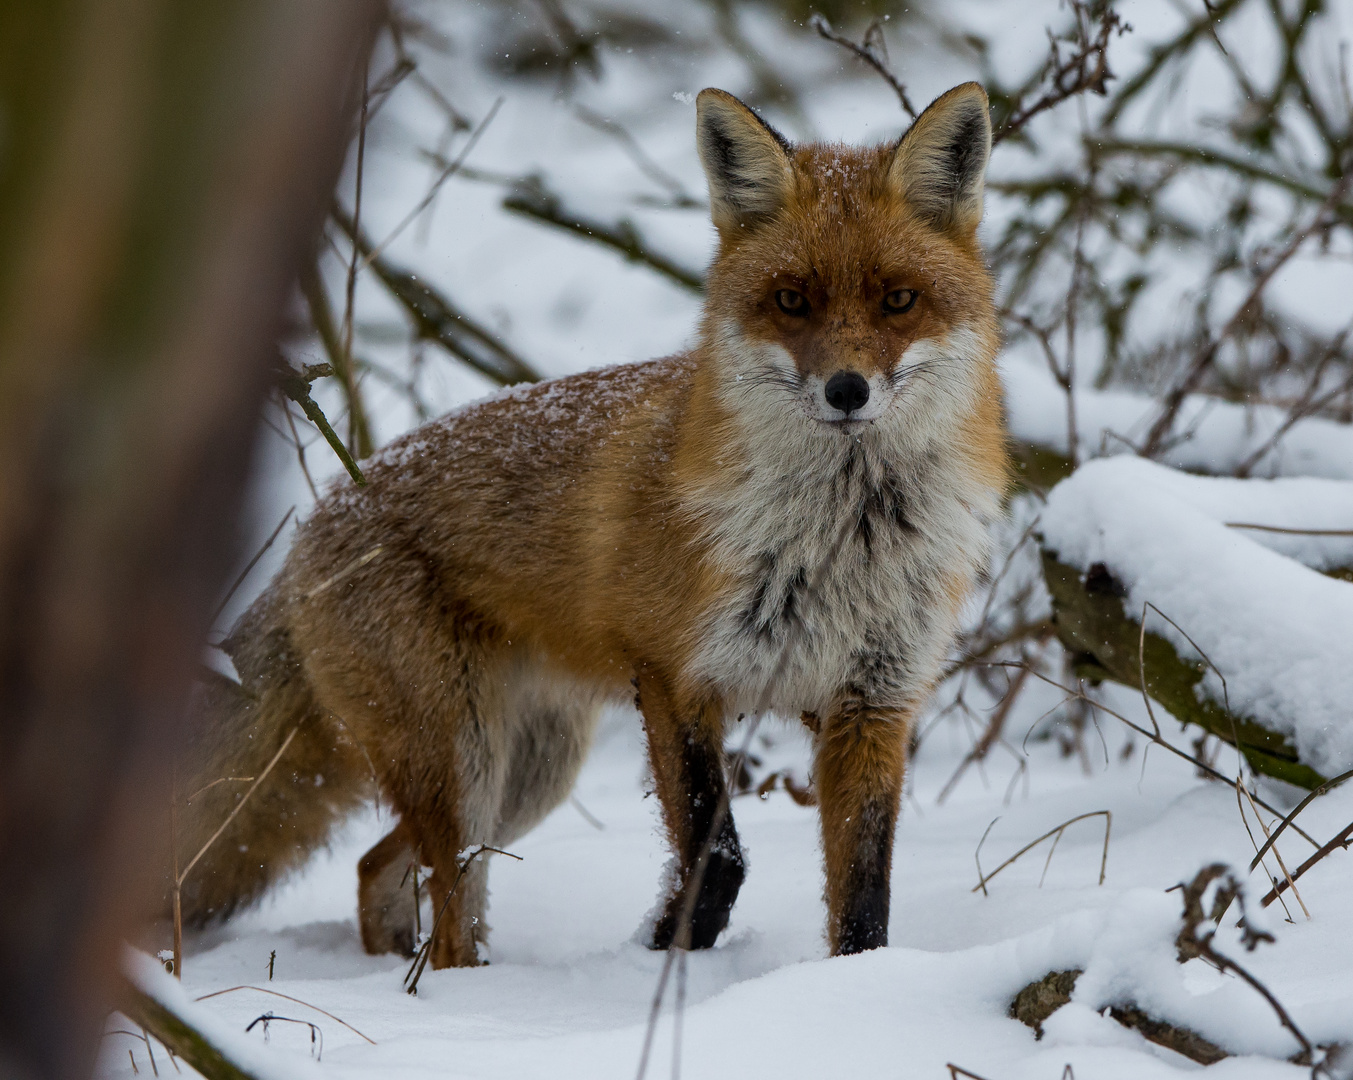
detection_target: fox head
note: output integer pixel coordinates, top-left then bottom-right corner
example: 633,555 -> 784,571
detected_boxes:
694,83 -> 998,438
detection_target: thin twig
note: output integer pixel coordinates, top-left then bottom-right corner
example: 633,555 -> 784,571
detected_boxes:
183,778 -> 256,805
636,512 -> 858,1080
1249,767 -> 1353,872
809,15 -> 916,118
296,545 -> 385,602
989,661 -> 1322,849
211,507 -> 295,625
194,986 -> 374,1045
936,663 -> 1031,803
1261,819 -> 1353,908
275,362 -> 367,486
170,769 -> 181,980
339,55 -> 370,447
332,206 -> 541,386
280,404 -> 319,502
971,810 -> 1111,893
504,177 -> 705,294
363,97 -> 504,268
403,845 -> 522,994
992,1 -> 1125,145
1238,784 -> 1308,918
1141,174 -> 1353,456
1224,523 -> 1353,537
177,727 -> 300,886
573,105 -> 703,206
299,260 -> 371,461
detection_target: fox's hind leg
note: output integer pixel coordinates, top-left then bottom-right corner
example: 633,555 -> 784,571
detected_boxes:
299,582 -> 496,967
636,673 -> 743,950
357,819 -> 418,957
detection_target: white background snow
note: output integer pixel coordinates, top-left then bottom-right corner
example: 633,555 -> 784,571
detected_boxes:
100,0 -> 1353,1076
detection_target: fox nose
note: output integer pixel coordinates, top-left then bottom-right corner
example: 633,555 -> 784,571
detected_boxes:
824,371 -> 870,416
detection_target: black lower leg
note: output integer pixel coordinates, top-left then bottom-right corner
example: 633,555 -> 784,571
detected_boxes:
650,739 -> 745,951
836,802 -> 895,955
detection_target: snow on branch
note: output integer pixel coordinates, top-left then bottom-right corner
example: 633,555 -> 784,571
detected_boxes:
1040,457 -> 1353,787
120,951 -> 323,1080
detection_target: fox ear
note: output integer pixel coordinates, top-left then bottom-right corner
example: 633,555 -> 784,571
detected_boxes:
890,82 -> 991,235
696,88 -> 794,232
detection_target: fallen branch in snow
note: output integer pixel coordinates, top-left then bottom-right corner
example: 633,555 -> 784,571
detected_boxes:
1009,969 -> 1229,1065
1040,552 -> 1327,789
1175,865 -> 1320,1067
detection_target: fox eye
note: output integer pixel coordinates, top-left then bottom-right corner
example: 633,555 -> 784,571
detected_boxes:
882,288 -> 918,314
775,289 -> 810,317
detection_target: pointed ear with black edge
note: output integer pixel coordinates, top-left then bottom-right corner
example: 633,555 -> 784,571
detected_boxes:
889,82 -> 992,236
695,88 -> 794,233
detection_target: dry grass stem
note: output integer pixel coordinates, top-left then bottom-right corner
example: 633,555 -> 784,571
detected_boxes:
1261,819 -> 1353,909
992,661 -> 1322,850
971,810 -> 1111,894
298,545 -> 386,602
194,985 -> 375,1045
403,844 -> 522,995
177,727 -> 301,888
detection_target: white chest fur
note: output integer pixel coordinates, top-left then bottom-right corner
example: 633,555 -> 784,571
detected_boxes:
684,394 -> 996,719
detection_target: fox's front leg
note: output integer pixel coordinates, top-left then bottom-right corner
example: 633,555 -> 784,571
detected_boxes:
815,702 -> 911,954
637,674 -> 744,950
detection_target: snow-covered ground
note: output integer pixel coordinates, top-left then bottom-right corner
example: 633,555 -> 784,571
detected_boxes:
100,0 -> 1353,1076
108,701 -> 1353,1079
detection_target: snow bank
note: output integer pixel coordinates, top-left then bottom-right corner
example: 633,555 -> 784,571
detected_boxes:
1040,456 -> 1353,776
1004,358 -> 1353,480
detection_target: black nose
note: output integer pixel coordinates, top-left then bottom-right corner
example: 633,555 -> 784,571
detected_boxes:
824,371 -> 870,416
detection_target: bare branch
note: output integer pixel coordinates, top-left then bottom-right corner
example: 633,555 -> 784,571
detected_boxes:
503,176 -> 705,294
992,1 -> 1126,145
809,15 -> 916,119
332,205 -> 541,386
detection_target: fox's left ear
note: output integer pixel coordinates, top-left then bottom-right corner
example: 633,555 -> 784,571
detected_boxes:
890,82 -> 992,235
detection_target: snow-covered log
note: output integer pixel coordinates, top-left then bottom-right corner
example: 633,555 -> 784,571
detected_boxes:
1039,457 -> 1353,788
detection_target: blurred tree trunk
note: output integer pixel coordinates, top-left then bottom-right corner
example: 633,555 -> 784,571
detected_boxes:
0,2 -> 382,1079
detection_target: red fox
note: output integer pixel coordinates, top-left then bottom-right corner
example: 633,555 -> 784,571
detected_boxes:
177,82 -> 1008,967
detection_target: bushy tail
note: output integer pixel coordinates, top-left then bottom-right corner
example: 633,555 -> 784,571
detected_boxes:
175,590 -> 372,925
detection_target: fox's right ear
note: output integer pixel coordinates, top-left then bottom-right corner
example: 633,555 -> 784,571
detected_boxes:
696,89 -> 794,232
